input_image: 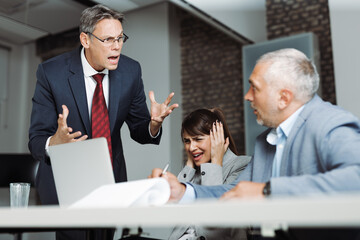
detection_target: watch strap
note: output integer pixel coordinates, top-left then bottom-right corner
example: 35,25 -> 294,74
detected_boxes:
262,181 -> 271,196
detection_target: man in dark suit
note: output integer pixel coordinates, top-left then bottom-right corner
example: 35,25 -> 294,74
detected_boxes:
28,4 -> 177,239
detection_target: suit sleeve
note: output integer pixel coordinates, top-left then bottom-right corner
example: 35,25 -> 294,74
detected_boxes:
189,182 -> 234,199
189,157 -> 254,199
125,62 -> 161,145
177,166 -> 196,182
199,163 -> 223,185
222,155 -> 252,185
271,115 -> 360,195
28,64 -> 59,164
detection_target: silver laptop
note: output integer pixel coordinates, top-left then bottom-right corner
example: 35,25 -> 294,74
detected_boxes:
48,137 -> 115,207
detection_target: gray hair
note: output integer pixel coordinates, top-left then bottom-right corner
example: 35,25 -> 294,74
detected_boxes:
79,4 -> 124,34
257,48 -> 319,103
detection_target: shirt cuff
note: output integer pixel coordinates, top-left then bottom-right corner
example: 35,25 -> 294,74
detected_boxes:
148,123 -> 161,138
45,136 -> 51,156
178,182 -> 196,204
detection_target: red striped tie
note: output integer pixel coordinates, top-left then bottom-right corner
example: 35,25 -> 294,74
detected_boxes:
91,73 -> 112,165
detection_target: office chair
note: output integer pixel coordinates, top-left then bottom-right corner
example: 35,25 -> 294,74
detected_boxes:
0,153 -> 40,240
0,154 -> 39,187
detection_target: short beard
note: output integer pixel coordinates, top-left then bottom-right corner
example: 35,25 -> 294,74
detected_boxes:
259,114 -> 278,128
256,118 -> 264,126
253,105 -> 279,128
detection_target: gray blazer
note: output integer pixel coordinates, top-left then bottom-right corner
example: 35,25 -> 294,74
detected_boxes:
191,95 -> 360,198
169,150 -> 251,240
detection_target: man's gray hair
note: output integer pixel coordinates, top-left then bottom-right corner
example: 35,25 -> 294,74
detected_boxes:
257,48 -> 319,102
79,4 -> 124,34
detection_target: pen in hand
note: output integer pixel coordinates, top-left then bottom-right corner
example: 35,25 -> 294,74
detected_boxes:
160,163 -> 169,177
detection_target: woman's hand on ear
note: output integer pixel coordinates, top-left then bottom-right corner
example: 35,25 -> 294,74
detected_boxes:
210,121 -> 229,166
185,153 -> 195,168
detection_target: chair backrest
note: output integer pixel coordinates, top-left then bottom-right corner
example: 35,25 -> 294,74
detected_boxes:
0,154 -> 39,187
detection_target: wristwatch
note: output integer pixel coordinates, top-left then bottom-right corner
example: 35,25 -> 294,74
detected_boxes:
262,181 -> 271,196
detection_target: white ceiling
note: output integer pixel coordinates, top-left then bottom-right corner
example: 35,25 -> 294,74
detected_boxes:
0,0 -> 165,44
185,0 -> 265,11
0,0 -> 358,45
0,0 -> 82,43
94,0 -> 165,13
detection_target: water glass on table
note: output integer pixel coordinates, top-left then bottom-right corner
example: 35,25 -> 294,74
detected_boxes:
10,182 -> 30,208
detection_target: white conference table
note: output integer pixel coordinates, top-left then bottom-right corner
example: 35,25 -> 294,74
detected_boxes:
0,193 -> 360,237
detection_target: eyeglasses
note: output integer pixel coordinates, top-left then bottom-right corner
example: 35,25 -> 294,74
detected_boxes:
87,32 -> 129,46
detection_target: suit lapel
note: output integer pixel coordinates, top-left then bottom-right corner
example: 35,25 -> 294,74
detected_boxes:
68,48 -> 91,136
253,130 -> 275,182
280,95 -> 321,175
280,117 -> 305,175
263,143 -> 275,181
108,70 -> 123,133
221,151 -> 235,182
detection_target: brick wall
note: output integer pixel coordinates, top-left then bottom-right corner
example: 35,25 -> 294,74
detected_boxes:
180,10 -> 250,155
266,0 -> 336,104
36,28 -> 80,61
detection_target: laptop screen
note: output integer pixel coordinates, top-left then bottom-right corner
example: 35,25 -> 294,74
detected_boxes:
49,138 -> 115,207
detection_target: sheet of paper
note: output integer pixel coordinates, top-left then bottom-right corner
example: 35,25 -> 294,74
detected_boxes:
70,178 -> 170,209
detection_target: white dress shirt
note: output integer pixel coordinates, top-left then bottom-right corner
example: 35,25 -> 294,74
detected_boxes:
266,105 -> 304,177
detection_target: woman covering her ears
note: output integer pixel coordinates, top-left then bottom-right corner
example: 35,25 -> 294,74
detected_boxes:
168,108 -> 251,240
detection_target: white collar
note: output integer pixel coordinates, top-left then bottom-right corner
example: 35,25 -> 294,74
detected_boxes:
267,105 -> 305,145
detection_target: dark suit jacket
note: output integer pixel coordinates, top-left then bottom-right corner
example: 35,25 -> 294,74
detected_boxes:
28,47 -> 161,205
